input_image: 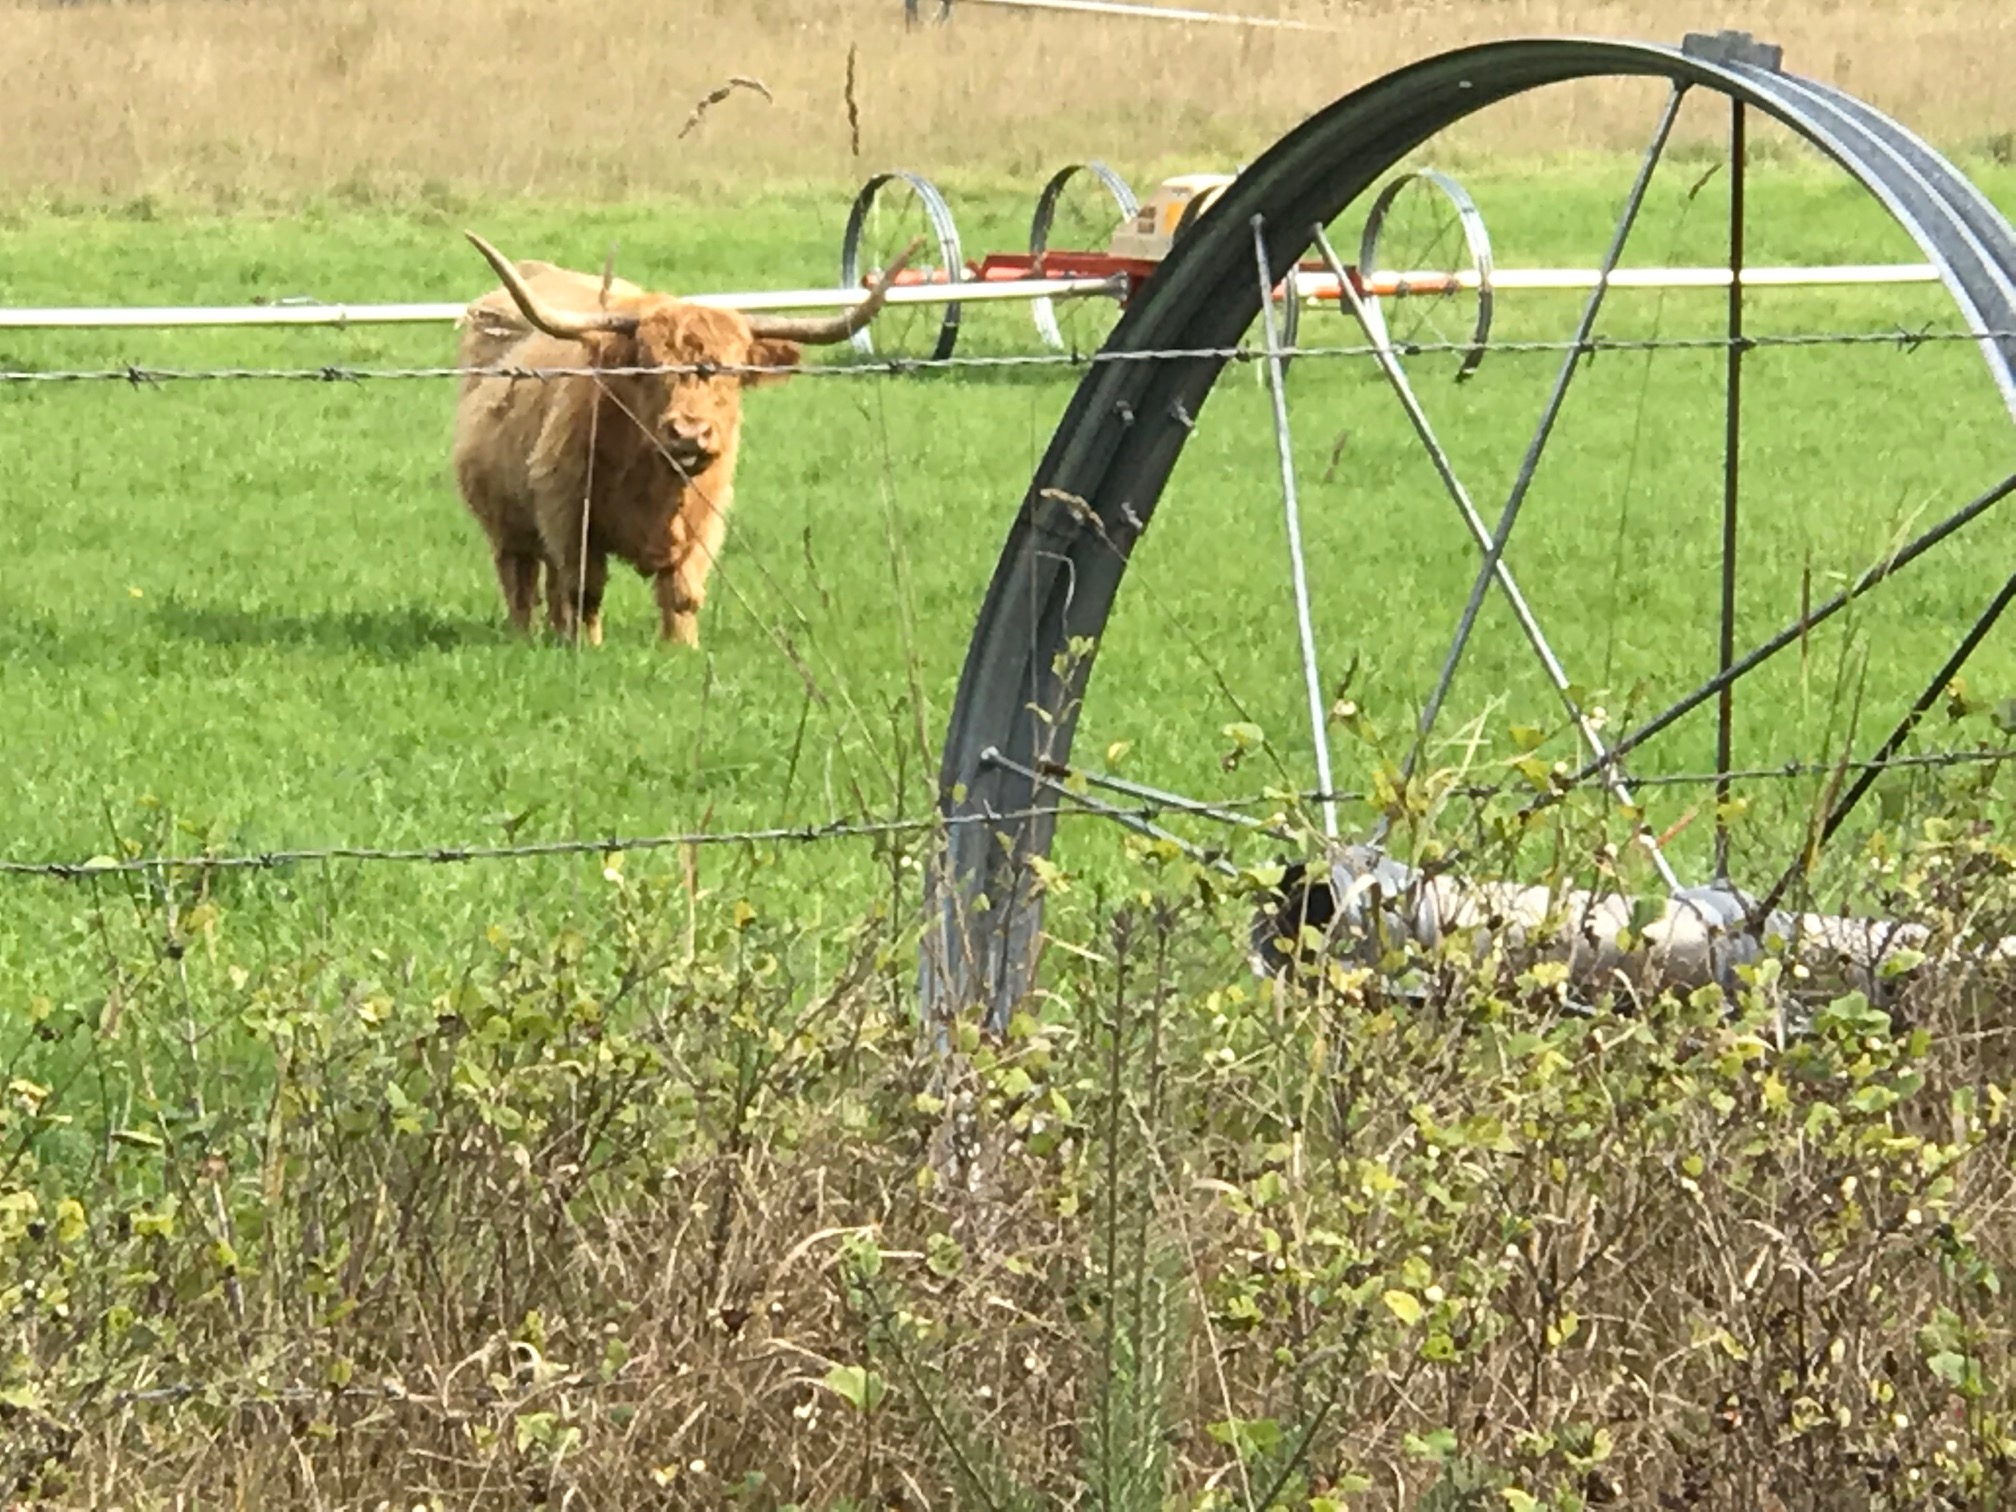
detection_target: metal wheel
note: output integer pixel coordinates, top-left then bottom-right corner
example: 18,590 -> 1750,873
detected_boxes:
1356,167 -> 1496,380
921,34 -> 2016,1031
1029,161 -> 1139,354
840,170 -> 965,362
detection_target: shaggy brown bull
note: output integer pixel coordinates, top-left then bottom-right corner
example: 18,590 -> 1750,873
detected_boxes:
451,231 -> 918,648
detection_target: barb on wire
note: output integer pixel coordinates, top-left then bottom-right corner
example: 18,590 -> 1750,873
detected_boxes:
3,325 -> 2013,386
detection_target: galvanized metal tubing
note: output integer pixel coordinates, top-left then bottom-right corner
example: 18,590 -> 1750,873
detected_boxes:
1252,218 -> 1341,840
921,36 -> 2016,1031
1307,224 -> 1683,893
1716,99 -> 1749,882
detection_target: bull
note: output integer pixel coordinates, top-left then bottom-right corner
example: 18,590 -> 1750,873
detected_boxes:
451,230 -> 919,647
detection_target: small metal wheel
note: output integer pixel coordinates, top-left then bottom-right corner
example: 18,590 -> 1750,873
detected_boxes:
840,170 -> 965,363
1355,167 -> 1496,380
1028,160 -> 1139,354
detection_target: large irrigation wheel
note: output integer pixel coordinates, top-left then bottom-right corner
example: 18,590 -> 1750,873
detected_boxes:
921,32 -> 2016,1031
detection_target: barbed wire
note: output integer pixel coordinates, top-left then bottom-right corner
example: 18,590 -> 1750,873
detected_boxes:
1,324 -> 2011,385
0,797 -> 1282,881
4,745 -> 2005,883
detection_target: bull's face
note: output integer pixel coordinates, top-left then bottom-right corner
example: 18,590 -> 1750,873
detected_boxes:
633,306 -> 802,475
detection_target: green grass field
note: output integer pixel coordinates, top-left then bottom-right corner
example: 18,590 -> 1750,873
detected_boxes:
3,143 -> 2015,1010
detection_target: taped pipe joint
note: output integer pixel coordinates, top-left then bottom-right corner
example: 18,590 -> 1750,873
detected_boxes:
1247,844 -> 2014,1011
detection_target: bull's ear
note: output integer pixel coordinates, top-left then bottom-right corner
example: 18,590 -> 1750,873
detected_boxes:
585,329 -> 639,369
742,337 -> 802,387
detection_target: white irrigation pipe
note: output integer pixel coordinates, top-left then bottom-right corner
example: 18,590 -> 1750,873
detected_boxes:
956,0 -> 1335,31
0,265 -> 1943,332
1330,262 -> 1941,297
0,275 -> 1125,331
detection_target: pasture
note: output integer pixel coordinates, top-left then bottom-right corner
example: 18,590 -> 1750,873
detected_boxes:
5,1 -> 2016,1504
5,151 -> 2015,1002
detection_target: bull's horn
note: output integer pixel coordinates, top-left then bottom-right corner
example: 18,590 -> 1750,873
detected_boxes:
744,236 -> 926,345
463,230 -> 639,339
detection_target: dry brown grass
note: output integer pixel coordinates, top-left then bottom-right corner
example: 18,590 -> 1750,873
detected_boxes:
4,0 -> 2013,206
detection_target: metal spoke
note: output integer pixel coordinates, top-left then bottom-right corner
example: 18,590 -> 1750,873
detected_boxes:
1716,98 -> 1750,881
1253,215 -> 1340,839
1402,82 -> 1690,789
1541,468 -> 2016,801
1751,567 -> 2016,920
1310,226 -> 1682,891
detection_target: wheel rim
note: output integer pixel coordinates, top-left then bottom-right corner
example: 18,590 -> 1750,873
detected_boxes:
1355,167 -> 1497,381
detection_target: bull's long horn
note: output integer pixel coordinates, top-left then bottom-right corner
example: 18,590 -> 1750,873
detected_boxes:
464,230 -> 639,339
745,236 -> 927,345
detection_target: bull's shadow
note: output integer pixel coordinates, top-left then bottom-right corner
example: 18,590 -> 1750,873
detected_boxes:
152,601 -> 499,660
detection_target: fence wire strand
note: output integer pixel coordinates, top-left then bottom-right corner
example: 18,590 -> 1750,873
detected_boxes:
3,745 -> 2006,883
2,324 -> 2013,386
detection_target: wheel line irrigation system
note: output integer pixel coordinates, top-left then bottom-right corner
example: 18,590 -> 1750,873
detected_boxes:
7,29 -> 2016,1040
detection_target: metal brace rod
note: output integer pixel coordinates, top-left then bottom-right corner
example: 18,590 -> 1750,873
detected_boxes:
1402,82 -> 1690,789
1253,214 -> 1341,840
1309,226 -> 1683,892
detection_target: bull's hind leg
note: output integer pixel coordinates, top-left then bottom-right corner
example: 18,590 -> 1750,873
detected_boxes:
548,549 -> 609,647
493,550 -> 542,634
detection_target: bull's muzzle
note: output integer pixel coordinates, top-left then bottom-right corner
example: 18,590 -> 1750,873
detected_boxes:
663,419 -> 719,474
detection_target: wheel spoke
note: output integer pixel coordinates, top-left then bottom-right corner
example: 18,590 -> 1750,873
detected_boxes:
979,746 -> 1241,874
1540,469 -> 2016,803
1716,98 -> 1750,881
1253,215 -> 1340,839
1402,83 -> 1690,791
1031,761 -> 1299,841
1310,226 -> 1683,890
1751,567 -> 2016,919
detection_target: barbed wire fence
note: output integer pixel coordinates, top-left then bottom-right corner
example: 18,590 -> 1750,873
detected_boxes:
3,752 -> 2008,884
2,322 -> 2011,386
4,318 -> 2013,890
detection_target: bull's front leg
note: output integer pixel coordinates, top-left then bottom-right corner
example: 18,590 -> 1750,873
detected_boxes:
652,570 -> 700,648
654,499 -> 728,648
